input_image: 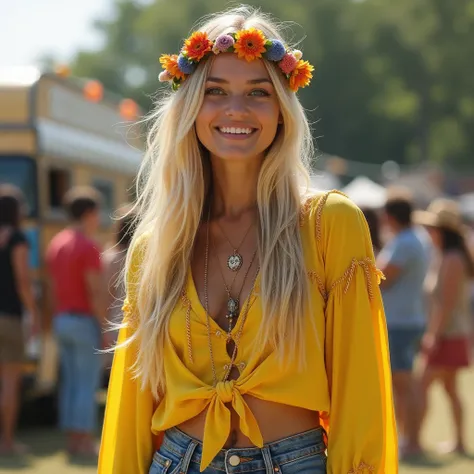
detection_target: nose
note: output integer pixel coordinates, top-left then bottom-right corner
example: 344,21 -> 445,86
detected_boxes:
225,95 -> 249,118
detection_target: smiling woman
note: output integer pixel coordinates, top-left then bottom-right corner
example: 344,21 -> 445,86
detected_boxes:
98,5 -> 397,474
195,55 -> 281,163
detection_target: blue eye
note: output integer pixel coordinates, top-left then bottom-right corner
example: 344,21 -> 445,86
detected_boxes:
205,87 -> 225,95
250,89 -> 270,97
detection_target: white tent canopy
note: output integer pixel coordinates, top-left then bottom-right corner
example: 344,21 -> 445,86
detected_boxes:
309,172 -> 341,191
460,192 -> 474,220
342,176 -> 386,208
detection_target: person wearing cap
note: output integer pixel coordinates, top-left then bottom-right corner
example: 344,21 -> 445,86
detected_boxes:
414,198 -> 473,455
376,192 -> 431,456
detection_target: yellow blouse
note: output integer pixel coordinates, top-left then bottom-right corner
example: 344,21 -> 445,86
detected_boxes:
98,191 -> 398,474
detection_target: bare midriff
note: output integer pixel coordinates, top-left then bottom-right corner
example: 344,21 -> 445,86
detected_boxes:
177,395 -> 321,448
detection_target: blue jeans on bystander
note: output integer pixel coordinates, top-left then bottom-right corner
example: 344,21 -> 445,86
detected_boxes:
53,313 -> 102,433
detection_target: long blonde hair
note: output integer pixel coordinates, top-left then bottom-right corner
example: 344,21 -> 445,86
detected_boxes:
125,5 -> 314,398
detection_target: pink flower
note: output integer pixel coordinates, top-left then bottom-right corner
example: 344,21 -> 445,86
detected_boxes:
278,53 -> 298,75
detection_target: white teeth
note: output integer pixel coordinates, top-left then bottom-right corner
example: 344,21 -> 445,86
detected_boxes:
219,127 -> 253,134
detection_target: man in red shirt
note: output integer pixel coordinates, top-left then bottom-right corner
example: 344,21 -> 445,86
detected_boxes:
46,186 -> 107,457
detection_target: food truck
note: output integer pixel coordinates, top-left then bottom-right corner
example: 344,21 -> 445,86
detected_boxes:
0,67 -> 142,401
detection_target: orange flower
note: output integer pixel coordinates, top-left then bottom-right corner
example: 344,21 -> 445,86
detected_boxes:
183,31 -> 212,61
289,60 -> 314,92
159,54 -> 185,81
234,28 -> 267,62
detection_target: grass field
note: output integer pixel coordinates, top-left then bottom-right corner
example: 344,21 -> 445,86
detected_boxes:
0,368 -> 473,473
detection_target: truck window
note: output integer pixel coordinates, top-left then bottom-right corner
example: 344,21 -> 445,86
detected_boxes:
0,155 -> 37,217
48,168 -> 71,210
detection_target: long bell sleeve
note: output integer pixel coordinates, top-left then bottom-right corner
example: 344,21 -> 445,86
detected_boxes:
319,192 -> 398,473
98,237 -> 156,474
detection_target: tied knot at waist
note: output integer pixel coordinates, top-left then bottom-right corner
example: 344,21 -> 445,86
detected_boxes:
215,380 -> 235,403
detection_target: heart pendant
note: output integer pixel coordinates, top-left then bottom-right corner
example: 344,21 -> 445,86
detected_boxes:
227,253 -> 243,272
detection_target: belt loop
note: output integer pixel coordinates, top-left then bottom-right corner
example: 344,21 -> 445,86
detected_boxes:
180,439 -> 198,474
261,446 -> 274,474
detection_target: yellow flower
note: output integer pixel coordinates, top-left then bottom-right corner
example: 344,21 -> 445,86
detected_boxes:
234,28 -> 267,62
159,54 -> 185,81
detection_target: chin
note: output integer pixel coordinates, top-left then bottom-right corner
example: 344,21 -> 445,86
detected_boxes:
214,151 -> 263,162
208,144 -> 266,161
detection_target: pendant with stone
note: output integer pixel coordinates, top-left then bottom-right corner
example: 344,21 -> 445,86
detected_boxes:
226,297 -> 239,319
227,252 -> 243,272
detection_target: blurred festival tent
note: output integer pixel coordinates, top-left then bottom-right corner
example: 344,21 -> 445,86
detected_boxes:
309,171 -> 342,191
459,192 -> 474,221
342,175 -> 386,208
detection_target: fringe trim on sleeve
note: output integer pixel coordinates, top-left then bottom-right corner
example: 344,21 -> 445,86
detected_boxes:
328,258 -> 385,300
307,270 -> 328,301
121,299 -> 138,326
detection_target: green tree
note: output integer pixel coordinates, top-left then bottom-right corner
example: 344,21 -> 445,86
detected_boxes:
69,0 -> 474,168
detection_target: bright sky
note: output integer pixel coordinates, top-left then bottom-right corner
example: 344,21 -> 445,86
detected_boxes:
0,0 -> 112,68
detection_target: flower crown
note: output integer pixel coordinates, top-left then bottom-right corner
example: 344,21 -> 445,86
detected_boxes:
159,28 -> 314,92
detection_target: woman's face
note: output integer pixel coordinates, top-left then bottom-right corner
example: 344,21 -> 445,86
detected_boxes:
195,53 -> 281,163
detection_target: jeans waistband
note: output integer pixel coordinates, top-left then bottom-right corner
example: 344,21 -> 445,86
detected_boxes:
161,426 -> 327,472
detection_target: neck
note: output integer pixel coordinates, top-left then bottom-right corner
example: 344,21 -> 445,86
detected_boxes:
210,157 -> 261,219
71,222 -> 90,237
392,223 -> 411,235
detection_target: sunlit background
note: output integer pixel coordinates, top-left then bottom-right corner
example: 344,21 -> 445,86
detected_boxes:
1,1 -> 473,473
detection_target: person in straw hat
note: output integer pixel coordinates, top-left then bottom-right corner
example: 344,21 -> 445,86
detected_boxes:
414,198 -> 473,456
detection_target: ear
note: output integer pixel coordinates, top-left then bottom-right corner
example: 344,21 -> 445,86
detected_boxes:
278,113 -> 283,125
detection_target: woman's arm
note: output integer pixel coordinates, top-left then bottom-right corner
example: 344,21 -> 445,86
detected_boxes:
98,314 -> 156,473
316,192 -> 398,474
422,252 -> 464,352
98,236 -> 156,474
12,242 -> 40,332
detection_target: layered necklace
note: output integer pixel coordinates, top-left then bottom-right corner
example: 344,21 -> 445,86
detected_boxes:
214,247 -> 258,333
203,209 -> 260,385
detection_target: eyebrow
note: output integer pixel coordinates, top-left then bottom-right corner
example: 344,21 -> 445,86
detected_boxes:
206,77 -> 273,85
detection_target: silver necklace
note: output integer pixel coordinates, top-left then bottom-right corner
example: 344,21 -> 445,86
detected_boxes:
216,219 -> 254,272
203,210 -> 260,384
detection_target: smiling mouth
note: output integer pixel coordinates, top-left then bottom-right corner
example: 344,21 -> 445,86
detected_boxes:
216,126 -> 257,137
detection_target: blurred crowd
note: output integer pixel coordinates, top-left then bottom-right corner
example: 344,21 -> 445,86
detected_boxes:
362,189 -> 474,459
0,183 -> 135,456
0,182 -> 473,460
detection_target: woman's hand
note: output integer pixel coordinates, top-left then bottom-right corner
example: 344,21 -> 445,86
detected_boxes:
421,332 -> 439,355
29,308 -> 41,336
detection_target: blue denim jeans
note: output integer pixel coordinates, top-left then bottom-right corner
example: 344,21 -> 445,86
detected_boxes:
149,427 -> 327,474
388,328 -> 423,372
53,313 -> 102,432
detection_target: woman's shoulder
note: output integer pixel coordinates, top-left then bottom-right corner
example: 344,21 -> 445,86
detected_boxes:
300,189 -> 362,234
